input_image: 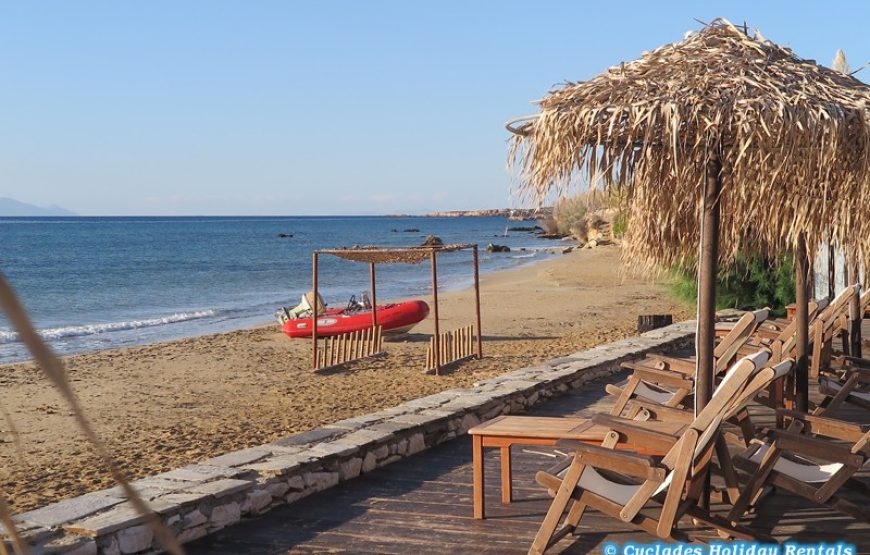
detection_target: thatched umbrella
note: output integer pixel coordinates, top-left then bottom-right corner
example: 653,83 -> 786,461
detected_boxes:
507,19 -> 870,414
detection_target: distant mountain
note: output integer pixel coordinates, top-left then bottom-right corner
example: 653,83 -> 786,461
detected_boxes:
0,197 -> 77,216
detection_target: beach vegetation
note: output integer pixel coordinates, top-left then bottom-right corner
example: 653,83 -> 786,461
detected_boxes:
669,252 -> 796,316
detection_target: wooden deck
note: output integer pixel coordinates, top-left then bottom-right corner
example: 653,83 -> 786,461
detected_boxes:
188,370 -> 870,554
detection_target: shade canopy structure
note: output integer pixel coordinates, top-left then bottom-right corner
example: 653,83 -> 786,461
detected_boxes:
508,19 -> 870,420
311,244 -> 483,374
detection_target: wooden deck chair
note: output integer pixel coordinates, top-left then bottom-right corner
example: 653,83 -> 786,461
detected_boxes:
815,362 -> 870,414
599,355 -> 793,505
606,309 -> 769,415
729,410 -> 870,524
528,352 -> 769,554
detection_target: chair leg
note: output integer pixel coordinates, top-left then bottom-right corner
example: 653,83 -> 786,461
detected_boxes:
528,456 -> 587,555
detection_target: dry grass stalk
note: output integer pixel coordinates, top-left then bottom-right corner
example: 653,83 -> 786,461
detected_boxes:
509,18 -> 870,276
0,274 -> 185,555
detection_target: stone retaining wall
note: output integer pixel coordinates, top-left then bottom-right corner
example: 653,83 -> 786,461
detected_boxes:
5,321 -> 695,554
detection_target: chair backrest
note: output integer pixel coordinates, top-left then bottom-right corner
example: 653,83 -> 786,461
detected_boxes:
691,351 -> 767,461
713,309 -> 769,373
653,352 -> 762,499
724,358 -> 794,420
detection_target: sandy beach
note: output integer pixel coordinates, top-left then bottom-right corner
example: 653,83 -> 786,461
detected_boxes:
0,245 -> 688,513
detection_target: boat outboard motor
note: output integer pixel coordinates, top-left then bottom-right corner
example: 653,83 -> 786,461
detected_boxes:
275,291 -> 327,324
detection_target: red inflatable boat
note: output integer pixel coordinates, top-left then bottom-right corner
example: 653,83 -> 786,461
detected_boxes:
281,300 -> 429,338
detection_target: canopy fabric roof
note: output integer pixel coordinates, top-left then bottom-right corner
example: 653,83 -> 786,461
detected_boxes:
509,19 -> 870,274
319,244 -> 474,264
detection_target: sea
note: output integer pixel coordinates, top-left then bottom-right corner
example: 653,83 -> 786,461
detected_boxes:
0,216 -> 566,364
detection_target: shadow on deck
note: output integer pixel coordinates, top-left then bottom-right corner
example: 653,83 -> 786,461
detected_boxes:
188,371 -> 870,554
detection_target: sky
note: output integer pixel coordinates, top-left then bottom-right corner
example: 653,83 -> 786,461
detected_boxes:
1,2 -> 868,216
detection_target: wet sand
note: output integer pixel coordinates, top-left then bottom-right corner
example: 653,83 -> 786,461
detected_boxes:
0,245 -> 688,512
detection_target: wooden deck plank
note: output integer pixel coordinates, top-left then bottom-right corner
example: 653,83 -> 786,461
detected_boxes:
188,371 -> 870,554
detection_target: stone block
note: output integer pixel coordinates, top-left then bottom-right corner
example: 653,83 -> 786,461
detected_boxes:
302,471 -> 339,492
201,447 -> 272,468
337,428 -> 394,449
265,481 -> 290,499
116,523 -> 154,554
242,453 -> 314,476
44,535 -> 97,555
152,492 -> 212,507
458,413 -> 480,433
286,475 -> 305,491
182,479 -> 253,499
407,433 -> 426,455
243,490 -> 272,514
270,428 -> 341,448
97,535 -> 121,555
338,457 -> 362,481
14,493 -> 125,529
323,412 -> 384,431
371,444 -> 390,460
64,499 -> 177,537
361,451 -> 377,473
306,441 -> 359,459
181,510 -> 207,530
159,464 -> 244,482
177,524 -> 207,544
208,502 -> 241,529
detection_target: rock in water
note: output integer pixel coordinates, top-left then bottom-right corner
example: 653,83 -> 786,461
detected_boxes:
276,233 -> 293,238
486,243 -> 511,253
421,235 -> 443,246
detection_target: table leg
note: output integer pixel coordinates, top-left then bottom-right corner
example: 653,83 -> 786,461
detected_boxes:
472,435 -> 485,519
500,445 -> 512,504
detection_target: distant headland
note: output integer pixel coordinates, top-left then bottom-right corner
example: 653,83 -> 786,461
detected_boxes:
0,197 -> 77,216
387,207 -> 552,220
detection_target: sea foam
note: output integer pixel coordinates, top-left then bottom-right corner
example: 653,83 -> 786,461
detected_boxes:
0,310 -> 218,344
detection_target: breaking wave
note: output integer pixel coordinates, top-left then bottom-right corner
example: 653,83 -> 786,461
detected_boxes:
0,310 -> 219,344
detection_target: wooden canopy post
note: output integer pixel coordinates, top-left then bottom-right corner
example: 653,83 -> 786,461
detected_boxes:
431,250 -> 441,375
473,245 -> 483,358
795,236 -> 810,412
696,155 -> 722,511
827,240 -> 836,301
312,252 -> 319,370
370,262 -> 378,329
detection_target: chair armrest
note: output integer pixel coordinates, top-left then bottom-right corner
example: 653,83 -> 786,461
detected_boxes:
557,439 -> 667,481
590,414 -> 682,453
631,367 -> 695,389
761,429 -> 865,466
837,356 -> 870,370
775,409 -> 867,442
647,355 -> 696,376
624,400 -> 693,423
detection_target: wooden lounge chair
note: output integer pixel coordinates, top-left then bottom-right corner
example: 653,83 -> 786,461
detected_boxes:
528,352 -> 771,553
729,410 -> 870,524
607,309 -> 770,415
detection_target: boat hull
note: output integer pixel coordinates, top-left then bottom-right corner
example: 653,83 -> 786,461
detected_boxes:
281,300 -> 429,338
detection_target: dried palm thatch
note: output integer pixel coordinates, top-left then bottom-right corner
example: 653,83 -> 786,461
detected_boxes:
509,18 -> 870,275
320,244 -> 474,264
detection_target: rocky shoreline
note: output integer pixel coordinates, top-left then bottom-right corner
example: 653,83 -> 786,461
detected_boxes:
386,207 -> 553,220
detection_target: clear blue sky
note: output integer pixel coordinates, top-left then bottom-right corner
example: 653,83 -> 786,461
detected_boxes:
1,1 -> 867,216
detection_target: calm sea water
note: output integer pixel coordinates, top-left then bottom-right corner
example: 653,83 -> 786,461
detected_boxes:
0,216 -> 565,363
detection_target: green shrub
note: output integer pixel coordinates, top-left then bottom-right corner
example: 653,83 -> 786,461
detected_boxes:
670,253 -> 796,317
611,210 -> 628,238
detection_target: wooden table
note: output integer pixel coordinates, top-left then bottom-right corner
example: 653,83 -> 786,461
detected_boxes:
467,415 -> 600,519
468,415 -> 684,519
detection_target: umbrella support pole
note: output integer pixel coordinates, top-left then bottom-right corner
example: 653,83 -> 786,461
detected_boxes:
795,238 -> 810,412
696,155 -> 722,510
